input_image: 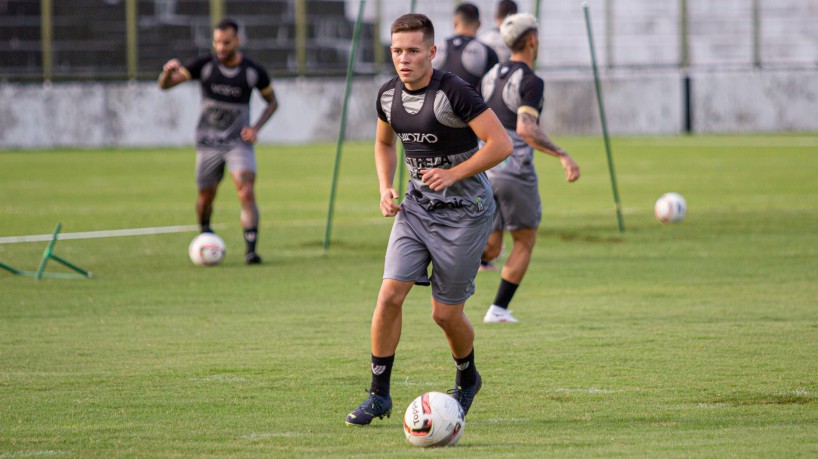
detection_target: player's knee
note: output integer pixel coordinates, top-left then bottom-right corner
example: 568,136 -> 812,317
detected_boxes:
237,185 -> 255,203
431,307 -> 460,328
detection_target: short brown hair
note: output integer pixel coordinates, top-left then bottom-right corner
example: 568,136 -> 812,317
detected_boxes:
391,13 -> 435,44
455,3 -> 480,27
496,0 -> 518,20
509,28 -> 536,52
215,18 -> 239,34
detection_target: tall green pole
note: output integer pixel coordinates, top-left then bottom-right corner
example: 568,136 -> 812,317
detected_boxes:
583,3 -> 625,233
323,0 -> 367,250
40,0 -> 53,81
209,0 -> 225,28
126,0 -> 138,80
295,0 -> 308,76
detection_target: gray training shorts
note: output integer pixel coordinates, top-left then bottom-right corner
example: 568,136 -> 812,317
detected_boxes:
195,144 -> 256,189
383,209 -> 493,305
492,178 -> 542,232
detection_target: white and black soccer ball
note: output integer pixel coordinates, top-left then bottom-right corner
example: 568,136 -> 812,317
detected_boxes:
188,233 -> 226,266
403,392 -> 465,447
654,192 -> 687,223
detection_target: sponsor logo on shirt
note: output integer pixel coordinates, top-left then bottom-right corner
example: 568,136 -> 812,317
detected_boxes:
399,132 -> 439,144
211,83 -> 242,97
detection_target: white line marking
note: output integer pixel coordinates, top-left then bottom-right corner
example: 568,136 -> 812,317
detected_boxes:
0,225 -> 201,244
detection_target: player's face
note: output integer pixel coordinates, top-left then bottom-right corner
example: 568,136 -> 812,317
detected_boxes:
390,31 -> 436,90
213,28 -> 240,64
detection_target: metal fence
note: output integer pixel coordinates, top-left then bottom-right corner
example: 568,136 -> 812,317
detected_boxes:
1,0 -> 816,82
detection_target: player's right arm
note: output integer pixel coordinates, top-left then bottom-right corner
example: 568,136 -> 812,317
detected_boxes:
374,119 -> 401,217
517,111 -> 580,182
158,59 -> 191,90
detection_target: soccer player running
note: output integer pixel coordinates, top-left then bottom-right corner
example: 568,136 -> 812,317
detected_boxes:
345,14 -> 512,426
158,18 -> 277,264
479,13 -> 580,323
433,3 -> 499,88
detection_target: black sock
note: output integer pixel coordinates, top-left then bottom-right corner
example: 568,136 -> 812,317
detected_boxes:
369,354 -> 394,396
200,221 -> 212,233
454,349 -> 477,388
243,227 -> 257,254
493,278 -> 519,309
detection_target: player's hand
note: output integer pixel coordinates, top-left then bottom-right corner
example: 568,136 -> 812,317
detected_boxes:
380,188 -> 401,217
560,154 -> 580,182
163,59 -> 181,75
241,126 -> 258,144
420,168 -> 457,191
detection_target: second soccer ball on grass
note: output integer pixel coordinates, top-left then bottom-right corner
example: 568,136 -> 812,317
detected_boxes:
188,233 -> 226,266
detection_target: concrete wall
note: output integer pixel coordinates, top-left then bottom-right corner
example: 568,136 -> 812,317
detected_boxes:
1,69 -> 816,149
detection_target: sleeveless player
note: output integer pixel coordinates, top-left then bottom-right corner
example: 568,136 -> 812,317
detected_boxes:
345,13 -> 511,426
158,18 -> 278,264
479,13 -> 580,323
433,3 -> 499,88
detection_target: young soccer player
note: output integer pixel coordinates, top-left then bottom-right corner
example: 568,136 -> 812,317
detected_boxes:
345,13 -> 512,426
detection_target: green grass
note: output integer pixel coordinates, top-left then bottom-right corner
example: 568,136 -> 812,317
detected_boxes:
1,134 -> 817,457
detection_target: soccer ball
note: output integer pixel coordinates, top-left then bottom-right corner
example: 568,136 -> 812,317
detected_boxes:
654,192 -> 687,223
188,233 -> 226,266
403,392 -> 465,447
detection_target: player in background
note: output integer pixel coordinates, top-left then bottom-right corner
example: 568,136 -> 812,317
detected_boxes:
478,0 -> 518,64
433,2 -> 499,88
345,13 -> 511,426
479,13 -> 580,323
158,18 -> 277,265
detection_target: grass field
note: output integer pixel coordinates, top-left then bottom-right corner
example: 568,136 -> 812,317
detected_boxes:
1,135 -> 817,457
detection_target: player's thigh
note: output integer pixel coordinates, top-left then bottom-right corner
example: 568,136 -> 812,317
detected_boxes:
428,216 -> 493,305
383,211 -> 431,283
195,148 -> 227,190
225,144 -> 257,180
493,179 -> 541,231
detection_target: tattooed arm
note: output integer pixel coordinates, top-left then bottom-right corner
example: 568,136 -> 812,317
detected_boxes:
516,109 -> 580,182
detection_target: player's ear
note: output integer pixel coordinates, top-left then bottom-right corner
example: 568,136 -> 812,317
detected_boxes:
429,44 -> 437,60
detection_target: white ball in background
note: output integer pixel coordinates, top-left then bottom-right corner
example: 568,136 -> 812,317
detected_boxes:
654,192 -> 687,223
188,233 -> 226,266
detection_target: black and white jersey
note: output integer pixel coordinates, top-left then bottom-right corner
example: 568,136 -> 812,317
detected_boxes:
434,35 -> 499,88
478,27 -> 512,63
376,69 -> 495,226
480,61 -> 544,184
183,54 -> 272,148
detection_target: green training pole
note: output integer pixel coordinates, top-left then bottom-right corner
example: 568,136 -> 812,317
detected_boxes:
533,0 -> 542,68
583,3 -> 625,233
397,0 -> 417,200
323,0 -> 367,250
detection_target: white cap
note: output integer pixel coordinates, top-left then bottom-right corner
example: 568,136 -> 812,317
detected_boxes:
501,13 -> 538,48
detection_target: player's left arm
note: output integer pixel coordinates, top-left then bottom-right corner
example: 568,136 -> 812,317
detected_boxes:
517,110 -> 580,182
421,109 -> 512,192
241,85 -> 278,144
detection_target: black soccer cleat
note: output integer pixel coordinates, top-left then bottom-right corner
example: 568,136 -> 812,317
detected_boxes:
345,390 -> 392,426
244,252 -> 262,265
449,371 -> 482,416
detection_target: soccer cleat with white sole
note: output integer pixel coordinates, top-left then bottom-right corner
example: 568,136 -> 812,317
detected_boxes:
483,305 -> 518,323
